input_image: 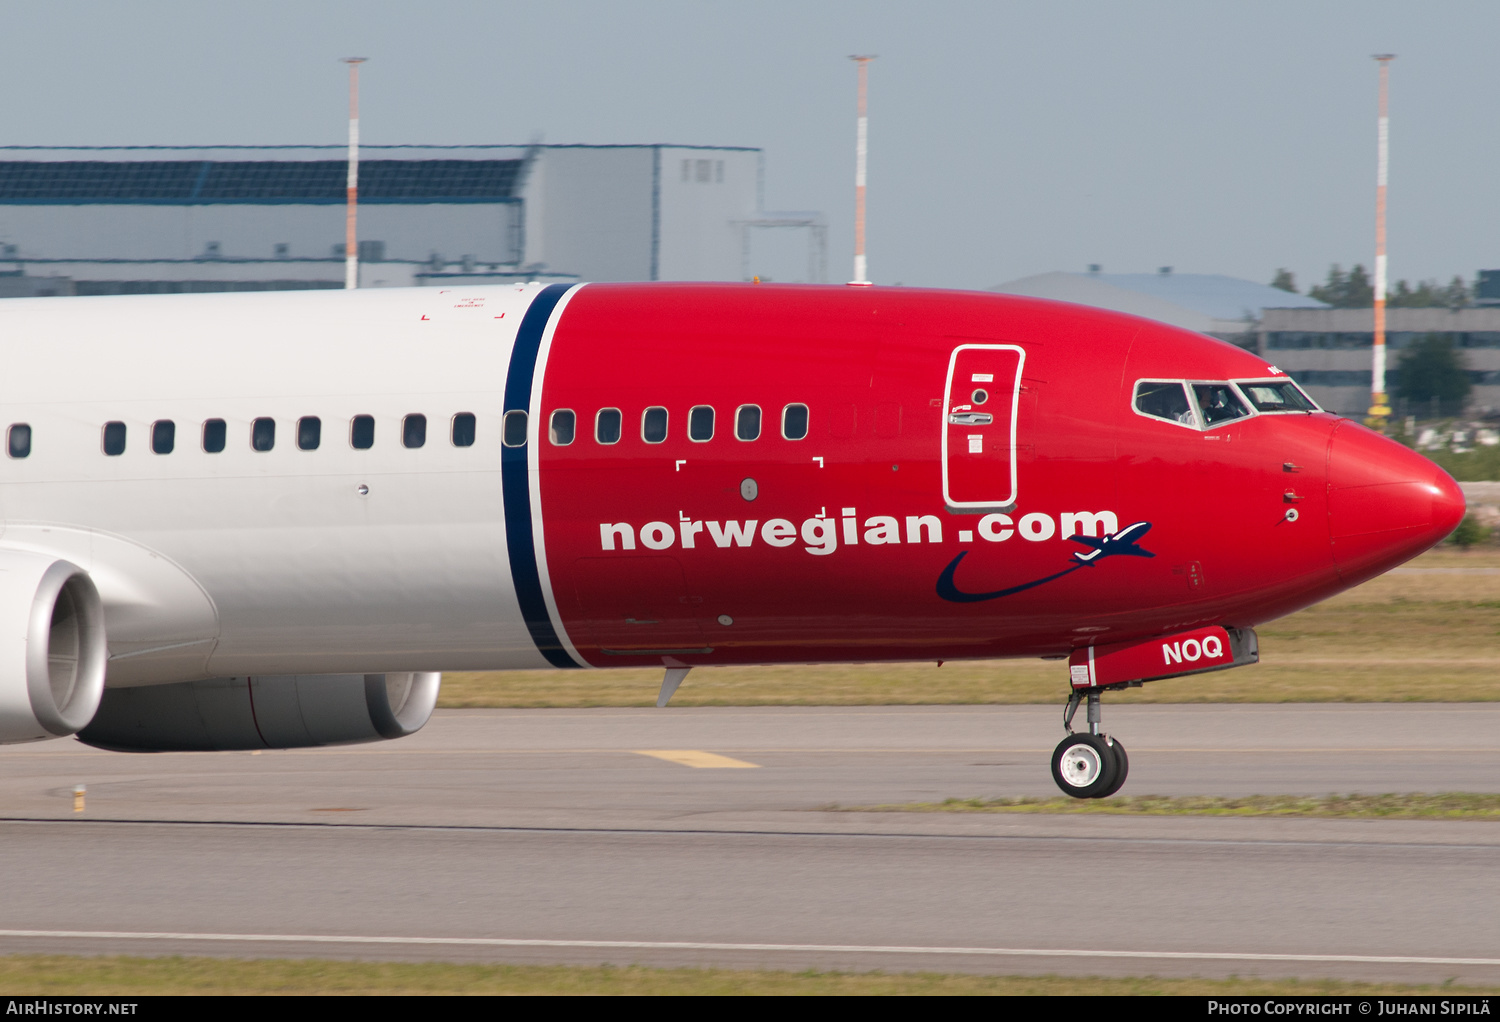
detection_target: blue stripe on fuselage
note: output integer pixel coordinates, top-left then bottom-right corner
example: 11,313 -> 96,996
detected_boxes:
502,283 -> 581,668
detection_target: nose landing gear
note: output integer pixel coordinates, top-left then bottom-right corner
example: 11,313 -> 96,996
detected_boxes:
1052,690 -> 1129,798
1053,625 -> 1258,798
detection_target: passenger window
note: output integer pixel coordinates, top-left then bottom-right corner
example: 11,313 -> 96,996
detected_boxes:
1134,381 -> 1197,427
251,417 -> 275,451
7,424 -> 30,459
688,405 -> 714,442
502,410 -> 528,447
595,408 -> 622,445
350,414 -> 375,450
642,406 -> 668,444
102,421 -> 126,456
151,420 -> 175,455
451,412 -> 477,447
203,419 -> 226,453
735,405 -> 761,441
403,414 -> 427,449
1193,383 -> 1250,426
1237,381 -> 1317,413
549,409 -> 576,446
781,403 -> 809,440
298,416 -> 321,451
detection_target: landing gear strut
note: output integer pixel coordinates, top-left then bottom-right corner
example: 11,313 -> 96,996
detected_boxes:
1052,690 -> 1129,799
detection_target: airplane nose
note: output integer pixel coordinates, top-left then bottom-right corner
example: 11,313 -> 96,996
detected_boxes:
1327,420 -> 1466,583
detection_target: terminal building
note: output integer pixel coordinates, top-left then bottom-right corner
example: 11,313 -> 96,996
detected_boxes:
1258,306 -> 1500,417
993,267 -> 1500,416
0,144 -> 825,294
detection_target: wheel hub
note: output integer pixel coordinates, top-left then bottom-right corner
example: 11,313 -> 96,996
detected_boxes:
1060,744 -> 1102,787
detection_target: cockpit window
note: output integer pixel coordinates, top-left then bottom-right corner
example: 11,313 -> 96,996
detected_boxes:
1134,381 -> 1198,427
1236,380 -> 1317,413
1192,383 -> 1250,426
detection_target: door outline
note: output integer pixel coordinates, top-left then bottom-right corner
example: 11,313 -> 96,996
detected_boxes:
941,343 -> 1025,513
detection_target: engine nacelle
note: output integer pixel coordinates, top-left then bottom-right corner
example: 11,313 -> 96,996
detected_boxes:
77,672 -> 441,752
0,551 -> 107,744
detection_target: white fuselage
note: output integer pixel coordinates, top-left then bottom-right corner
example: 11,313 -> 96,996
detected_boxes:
0,284 -> 556,686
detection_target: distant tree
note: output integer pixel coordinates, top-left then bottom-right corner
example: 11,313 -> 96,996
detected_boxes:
1270,269 -> 1297,293
1443,275 -> 1472,310
1449,514 -> 1489,551
1344,264 -> 1373,307
1389,277 -> 1470,309
1308,263 -> 1374,307
1308,265 -> 1347,305
1312,272 -> 1472,309
1395,333 -> 1471,417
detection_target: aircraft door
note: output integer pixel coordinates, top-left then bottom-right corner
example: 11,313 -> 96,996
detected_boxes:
943,344 -> 1025,512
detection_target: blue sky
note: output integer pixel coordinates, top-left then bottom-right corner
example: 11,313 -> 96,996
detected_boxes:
3,1 -> 1496,289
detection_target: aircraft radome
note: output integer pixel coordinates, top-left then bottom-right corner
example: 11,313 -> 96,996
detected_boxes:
0,282 -> 1462,797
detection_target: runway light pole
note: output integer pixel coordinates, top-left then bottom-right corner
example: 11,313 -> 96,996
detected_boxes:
849,55 -> 875,285
342,57 -> 367,290
1368,54 -> 1395,427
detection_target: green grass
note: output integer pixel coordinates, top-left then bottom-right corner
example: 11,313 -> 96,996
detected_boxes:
0,955 -> 1494,995
1387,419 -> 1500,481
1421,443 -> 1500,481
843,793 -> 1500,819
439,547 -> 1500,707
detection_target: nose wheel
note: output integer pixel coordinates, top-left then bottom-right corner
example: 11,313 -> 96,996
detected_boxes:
1052,690 -> 1129,798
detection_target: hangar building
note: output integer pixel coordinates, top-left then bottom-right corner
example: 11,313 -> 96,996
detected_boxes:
0,144 -> 825,293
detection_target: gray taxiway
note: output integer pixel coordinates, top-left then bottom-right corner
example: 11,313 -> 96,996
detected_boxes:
0,703 -> 1497,982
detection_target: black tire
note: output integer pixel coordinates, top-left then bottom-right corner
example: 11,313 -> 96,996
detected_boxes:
1051,733 -> 1118,799
1091,737 -> 1129,798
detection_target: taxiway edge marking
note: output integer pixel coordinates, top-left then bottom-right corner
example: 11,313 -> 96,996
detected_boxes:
0,930 -> 1494,966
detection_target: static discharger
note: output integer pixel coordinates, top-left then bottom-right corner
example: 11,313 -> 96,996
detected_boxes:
72,785 -> 85,813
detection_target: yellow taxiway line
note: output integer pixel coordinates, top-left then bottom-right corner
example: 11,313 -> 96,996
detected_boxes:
634,750 -> 760,769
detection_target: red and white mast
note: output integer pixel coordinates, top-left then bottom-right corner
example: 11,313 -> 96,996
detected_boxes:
342,57 -> 367,290
1369,54 -> 1395,425
849,55 -> 875,285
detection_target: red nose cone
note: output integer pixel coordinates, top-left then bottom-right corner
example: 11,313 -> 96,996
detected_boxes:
1327,420 -> 1466,584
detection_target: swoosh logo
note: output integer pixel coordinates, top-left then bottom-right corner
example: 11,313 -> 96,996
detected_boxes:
936,553 -> 1083,603
936,521 -> 1155,604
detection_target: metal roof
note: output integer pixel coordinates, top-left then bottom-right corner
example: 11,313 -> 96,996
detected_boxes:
992,271 -> 1326,332
0,158 -> 525,205
1080,272 -> 1327,318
